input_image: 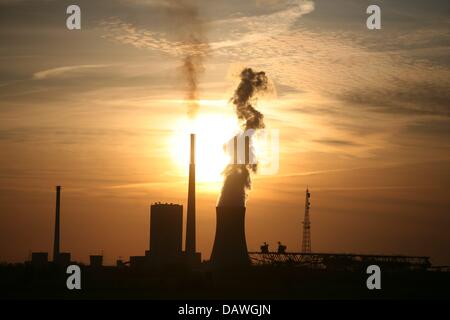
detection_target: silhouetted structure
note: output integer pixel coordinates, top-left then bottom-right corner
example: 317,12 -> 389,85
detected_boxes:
185,134 -> 201,266
89,255 -> 103,268
57,252 -> 71,266
260,242 -> 269,253
301,188 -> 311,253
31,252 -> 48,266
248,252 -> 432,271
210,133 -> 253,268
3,177 -> 448,300
53,186 -> 61,262
210,206 -> 250,268
126,203 -> 185,268
149,203 -> 183,258
186,134 -> 196,254
277,241 -> 287,253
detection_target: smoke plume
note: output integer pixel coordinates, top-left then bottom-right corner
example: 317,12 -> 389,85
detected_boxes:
232,68 -> 267,131
218,68 -> 269,207
169,0 -> 209,118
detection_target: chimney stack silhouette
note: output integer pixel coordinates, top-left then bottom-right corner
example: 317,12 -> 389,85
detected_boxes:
53,185 -> 61,262
185,134 -> 196,254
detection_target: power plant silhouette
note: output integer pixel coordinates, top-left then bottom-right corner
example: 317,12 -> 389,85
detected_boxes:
3,132 -> 449,300
125,134 -> 202,268
22,66 -> 436,274
25,133 -> 434,273
31,133 -> 254,269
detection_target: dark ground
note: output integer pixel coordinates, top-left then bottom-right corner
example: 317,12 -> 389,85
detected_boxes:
1,264 -> 449,299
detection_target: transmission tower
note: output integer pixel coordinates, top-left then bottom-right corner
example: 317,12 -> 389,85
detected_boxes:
301,188 -> 311,253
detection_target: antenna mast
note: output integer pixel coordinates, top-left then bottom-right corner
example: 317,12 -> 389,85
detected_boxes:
301,188 -> 311,253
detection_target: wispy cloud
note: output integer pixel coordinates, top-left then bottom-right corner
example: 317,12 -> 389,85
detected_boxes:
32,65 -> 110,80
99,0 -> 315,56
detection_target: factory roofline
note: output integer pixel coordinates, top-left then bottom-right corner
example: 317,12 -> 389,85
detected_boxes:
151,202 -> 182,207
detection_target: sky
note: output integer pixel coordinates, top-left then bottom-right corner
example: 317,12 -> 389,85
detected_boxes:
0,0 -> 449,265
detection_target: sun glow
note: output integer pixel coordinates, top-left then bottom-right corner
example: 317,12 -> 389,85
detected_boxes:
170,112 -> 240,184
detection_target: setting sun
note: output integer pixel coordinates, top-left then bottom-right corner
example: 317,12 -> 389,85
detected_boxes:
170,111 -> 240,184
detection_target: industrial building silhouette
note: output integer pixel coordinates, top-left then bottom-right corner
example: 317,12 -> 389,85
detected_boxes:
27,134 -> 436,270
3,133 -> 449,299
28,133 -> 255,269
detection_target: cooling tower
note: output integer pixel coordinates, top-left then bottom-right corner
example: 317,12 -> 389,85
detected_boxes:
210,206 -> 250,268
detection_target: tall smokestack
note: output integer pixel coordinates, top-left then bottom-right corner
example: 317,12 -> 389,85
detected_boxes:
53,185 -> 61,262
185,133 -> 196,254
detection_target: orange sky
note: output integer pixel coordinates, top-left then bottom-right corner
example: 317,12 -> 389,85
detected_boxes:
0,0 -> 449,265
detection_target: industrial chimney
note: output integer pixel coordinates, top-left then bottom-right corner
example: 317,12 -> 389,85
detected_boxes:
53,185 -> 61,262
185,133 -> 196,254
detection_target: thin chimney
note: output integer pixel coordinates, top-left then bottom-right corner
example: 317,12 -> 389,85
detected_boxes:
185,134 -> 196,254
53,185 -> 61,262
